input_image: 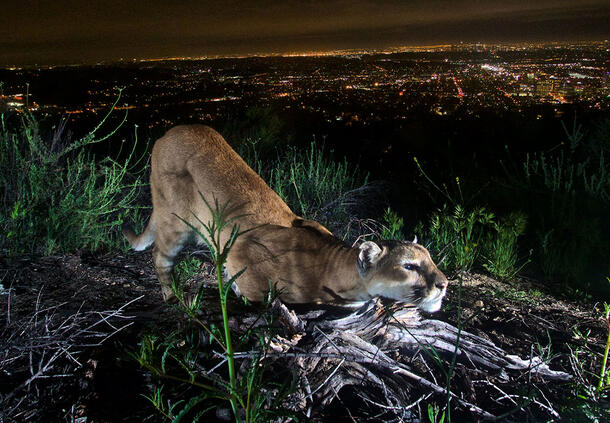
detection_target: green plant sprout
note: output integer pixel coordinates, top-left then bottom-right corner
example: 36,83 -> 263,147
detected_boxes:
380,207 -> 405,240
597,277 -> 610,395
176,195 -> 251,422
174,255 -> 204,281
427,402 -> 446,423
482,212 -> 531,281
136,195 -> 295,423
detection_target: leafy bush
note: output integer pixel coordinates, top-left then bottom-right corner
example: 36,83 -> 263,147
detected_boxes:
0,99 -> 145,255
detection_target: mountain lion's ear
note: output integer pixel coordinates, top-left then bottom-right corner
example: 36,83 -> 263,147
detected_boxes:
357,241 -> 383,276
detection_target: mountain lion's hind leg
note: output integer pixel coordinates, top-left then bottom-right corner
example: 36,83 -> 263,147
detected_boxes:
152,229 -> 188,301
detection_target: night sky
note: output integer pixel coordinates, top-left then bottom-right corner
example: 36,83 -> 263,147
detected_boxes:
2,0 -> 610,66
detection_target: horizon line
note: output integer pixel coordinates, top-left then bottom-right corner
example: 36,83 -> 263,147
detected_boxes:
2,39 -> 608,70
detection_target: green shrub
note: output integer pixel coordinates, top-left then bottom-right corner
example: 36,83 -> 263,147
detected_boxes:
0,98 -> 146,255
380,207 -> 405,240
270,142 -> 368,222
413,157 -> 508,276
482,212 -> 530,280
502,117 -> 609,294
418,205 -> 495,275
417,204 -> 530,280
241,139 -> 372,236
520,148 -> 605,284
414,118 -> 609,295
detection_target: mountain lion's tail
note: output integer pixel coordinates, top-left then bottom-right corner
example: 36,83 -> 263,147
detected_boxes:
122,215 -> 156,251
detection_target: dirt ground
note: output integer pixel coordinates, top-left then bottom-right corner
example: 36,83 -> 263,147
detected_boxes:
1,249 -> 608,422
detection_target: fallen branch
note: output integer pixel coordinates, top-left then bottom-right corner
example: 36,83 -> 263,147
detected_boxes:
0,289 -> 142,421
251,299 -> 571,420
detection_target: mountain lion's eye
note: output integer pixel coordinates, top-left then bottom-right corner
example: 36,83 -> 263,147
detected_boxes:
403,263 -> 417,271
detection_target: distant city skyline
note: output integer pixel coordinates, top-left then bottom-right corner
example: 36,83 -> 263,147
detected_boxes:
2,0 -> 610,66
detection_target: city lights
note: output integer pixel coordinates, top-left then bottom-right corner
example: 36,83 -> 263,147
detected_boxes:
0,41 -> 608,126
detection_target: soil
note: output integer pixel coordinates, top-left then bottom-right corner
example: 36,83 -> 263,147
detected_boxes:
0,249 -> 608,422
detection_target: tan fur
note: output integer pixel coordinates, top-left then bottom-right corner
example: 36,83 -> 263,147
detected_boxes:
231,227 -> 448,310
124,125 -> 448,310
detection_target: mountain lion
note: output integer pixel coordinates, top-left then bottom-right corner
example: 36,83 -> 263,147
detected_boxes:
123,125 -> 448,311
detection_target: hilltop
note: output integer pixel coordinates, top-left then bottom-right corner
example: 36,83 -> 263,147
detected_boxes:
2,248 -> 608,421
